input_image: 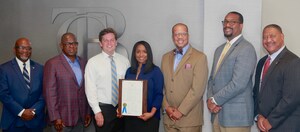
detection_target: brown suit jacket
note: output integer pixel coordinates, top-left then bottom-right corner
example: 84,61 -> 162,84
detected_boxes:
161,46 -> 208,127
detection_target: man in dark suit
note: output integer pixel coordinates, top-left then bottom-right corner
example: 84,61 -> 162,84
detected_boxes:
43,33 -> 91,132
0,38 -> 45,132
253,24 -> 300,132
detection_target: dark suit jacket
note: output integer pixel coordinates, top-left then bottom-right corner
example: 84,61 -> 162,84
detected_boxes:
0,58 -> 45,129
43,54 -> 90,126
253,48 -> 300,132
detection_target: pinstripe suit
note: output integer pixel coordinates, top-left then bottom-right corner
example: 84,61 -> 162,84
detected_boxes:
43,53 -> 90,126
254,48 -> 300,132
207,36 -> 257,127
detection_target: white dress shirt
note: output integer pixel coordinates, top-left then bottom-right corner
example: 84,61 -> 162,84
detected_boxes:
85,52 -> 130,114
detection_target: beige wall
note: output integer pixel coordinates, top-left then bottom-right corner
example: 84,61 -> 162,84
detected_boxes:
262,0 -> 300,57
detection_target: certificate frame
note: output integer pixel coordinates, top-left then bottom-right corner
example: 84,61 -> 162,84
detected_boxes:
118,79 -> 147,116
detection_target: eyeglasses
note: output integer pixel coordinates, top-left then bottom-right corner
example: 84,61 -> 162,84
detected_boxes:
63,42 -> 78,46
15,46 -> 32,51
222,20 -> 240,25
173,32 -> 188,37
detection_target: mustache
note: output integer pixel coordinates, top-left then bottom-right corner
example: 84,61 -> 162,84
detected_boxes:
223,27 -> 233,30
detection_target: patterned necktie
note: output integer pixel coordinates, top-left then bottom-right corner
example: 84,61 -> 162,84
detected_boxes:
214,42 -> 231,77
262,56 -> 271,80
23,63 -> 30,89
109,56 -> 118,107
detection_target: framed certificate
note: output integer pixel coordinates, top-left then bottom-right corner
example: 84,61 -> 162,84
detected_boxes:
118,79 -> 147,116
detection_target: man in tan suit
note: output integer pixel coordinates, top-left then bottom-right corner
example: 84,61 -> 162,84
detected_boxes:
161,23 -> 208,132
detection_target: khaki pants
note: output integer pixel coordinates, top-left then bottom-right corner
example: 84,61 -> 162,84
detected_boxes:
213,114 -> 250,132
164,124 -> 202,132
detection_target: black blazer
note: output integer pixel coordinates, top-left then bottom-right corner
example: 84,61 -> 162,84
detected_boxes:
253,47 -> 300,132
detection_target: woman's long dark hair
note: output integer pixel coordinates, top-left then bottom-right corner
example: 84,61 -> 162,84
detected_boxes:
130,40 -> 155,74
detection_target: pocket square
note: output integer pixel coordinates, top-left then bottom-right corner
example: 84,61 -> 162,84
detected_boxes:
185,63 -> 192,69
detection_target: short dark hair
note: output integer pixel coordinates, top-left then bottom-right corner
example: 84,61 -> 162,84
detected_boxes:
130,40 -> 155,74
228,11 -> 244,24
264,24 -> 283,33
98,28 -> 117,42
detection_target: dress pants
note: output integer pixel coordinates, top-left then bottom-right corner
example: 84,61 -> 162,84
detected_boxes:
94,103 -> 123,132
213,114 -> 250,132
124,116 -> 159,132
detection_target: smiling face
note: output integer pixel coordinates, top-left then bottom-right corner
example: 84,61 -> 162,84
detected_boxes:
100,33 -> 117,56
223,13 -> 243,41
60,33 -> 78,59
14,38 -> 32,62
262,27 -> 284,55
135,44 -> 148,65
172,24 -> 189,49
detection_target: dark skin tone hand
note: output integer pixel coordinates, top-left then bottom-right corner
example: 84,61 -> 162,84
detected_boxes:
21,109 -> 35,120
84,114 -> 92,127
54,119 -> 65,132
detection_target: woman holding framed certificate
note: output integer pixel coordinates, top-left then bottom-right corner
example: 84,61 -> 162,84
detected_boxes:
123,41 -> 164,132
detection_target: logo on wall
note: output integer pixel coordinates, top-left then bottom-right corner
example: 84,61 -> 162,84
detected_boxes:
52,7 -> 128,59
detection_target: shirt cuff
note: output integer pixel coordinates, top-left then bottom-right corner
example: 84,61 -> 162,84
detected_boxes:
254,114 -> 258,121
210,97 -> 218,105
18,109 -> 25,117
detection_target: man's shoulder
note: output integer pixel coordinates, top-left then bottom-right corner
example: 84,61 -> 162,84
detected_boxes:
190,47 -> 206,56
45,54 -> 62,64
0,59 -> 15,71
30,60 -> 43,68
162,50 -> 174,58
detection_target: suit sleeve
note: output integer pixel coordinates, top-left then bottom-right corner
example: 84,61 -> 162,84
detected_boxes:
268,59 -> 300,127
151,67 -> 164,110
43,61 -> 61,122
213,44 -> 257,105
0,67 -> 24,116
178,54 -> 208,115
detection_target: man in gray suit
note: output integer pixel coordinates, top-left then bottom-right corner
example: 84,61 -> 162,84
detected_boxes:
207,11 -> 257,132
253,24 -> 300,132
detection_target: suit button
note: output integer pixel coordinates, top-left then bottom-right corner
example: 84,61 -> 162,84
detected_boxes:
170,91 -> 173,93
171,79 -> 174,81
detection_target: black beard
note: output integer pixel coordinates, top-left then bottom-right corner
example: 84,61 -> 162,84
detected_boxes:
224,33 -> 232,38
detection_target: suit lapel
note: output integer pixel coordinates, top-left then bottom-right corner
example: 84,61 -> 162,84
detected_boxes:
60,54 -> 78,86
168,51 -> 175,76
29,60 -> 36,91
214,37 -> 243,77
261,48 -> 287,87
78,57 -> 85,87
11,59 -> 30,91
174,47 -> 192,76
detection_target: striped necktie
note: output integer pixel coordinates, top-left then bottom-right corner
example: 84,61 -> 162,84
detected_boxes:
23,63 -> 30,89
109,56 -> 118,107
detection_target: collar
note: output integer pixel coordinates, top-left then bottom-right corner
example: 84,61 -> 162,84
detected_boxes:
268,45 -> 285,63
174,44 -> 190,55
228,34 -> 242,45
15,57 -> 30,67
63,53 -> 79,63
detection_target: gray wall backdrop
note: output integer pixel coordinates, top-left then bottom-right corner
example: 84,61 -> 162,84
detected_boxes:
10,0 -> 300,132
